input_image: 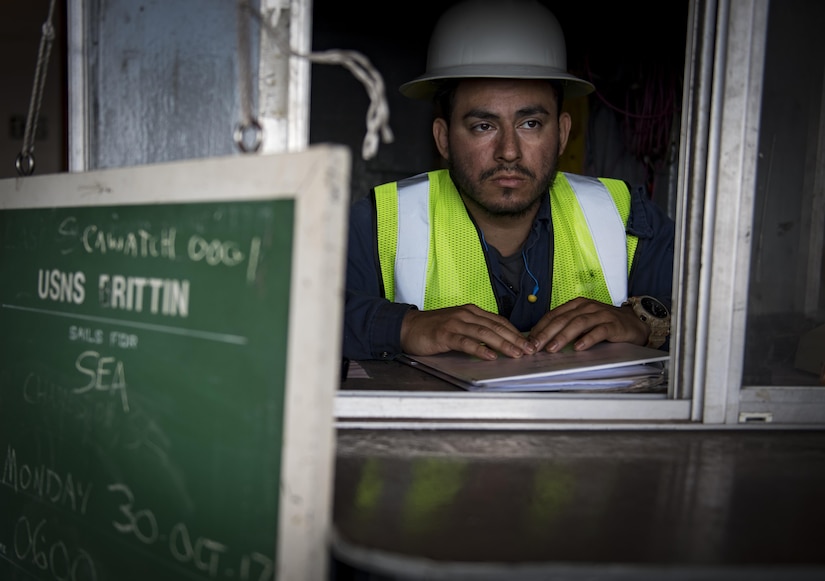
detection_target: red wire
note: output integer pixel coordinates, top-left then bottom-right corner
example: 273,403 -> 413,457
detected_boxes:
583,56 -> 680,196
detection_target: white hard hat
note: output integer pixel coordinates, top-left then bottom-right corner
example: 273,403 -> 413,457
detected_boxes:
400,0 -> 594,100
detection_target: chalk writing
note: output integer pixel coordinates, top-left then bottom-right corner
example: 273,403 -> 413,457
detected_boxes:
68,218 -> 259,275
81,223 -> 177,260
20,372 -> 175,463
74,351 -> 129,413
188,236 -> 243,267
97,274 -> 189,317
1,446 -> 93,514
69,326 -> 104,345
24,370 -> 120,426
36,270 -> 191,318
108,483 -> 274,580
2,195 -> 294,581
37,269 -> 86,304
109,331 -> 138,349
13,516 -> 97,581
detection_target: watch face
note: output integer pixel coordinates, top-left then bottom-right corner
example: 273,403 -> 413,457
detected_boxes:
641,296 -> 669,319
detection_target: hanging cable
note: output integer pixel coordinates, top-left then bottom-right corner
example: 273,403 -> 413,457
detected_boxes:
303,48 -> 394,160
234,0 -> 263,153
522,252 -> 539,303
242,2 -> 393,160
16,0 -> 58,176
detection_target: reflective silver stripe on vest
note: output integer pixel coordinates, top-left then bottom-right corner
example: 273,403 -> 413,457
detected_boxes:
564,173 -> 628,306
394,173 -> 430,308
393,172 -> 628,309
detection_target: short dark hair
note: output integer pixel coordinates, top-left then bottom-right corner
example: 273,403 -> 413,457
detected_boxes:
433,79 -> 566,125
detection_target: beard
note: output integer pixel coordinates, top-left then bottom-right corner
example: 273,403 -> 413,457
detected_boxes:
447,144 -> 560,219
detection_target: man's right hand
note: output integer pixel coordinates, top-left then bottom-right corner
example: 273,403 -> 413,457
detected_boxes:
400,304 -> 537,360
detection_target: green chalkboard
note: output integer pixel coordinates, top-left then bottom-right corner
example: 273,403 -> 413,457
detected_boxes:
0,147 -> 351,581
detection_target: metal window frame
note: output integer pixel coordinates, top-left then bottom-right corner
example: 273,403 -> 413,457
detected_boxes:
66,0 -> 823,428
336,0 -> 784,429
696,0 -> 769,425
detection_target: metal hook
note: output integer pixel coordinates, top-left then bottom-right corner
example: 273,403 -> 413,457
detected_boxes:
15,152 -> 36,176
233,119 -> 263,153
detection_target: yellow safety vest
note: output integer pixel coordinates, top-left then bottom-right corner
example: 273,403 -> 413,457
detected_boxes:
375,170 -> 638,312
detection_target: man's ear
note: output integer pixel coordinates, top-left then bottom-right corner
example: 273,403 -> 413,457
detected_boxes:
433,118 -> 450,160
558,112 -> 572,156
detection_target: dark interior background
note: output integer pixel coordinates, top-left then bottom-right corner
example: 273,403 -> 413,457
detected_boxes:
310,0 -> 690,215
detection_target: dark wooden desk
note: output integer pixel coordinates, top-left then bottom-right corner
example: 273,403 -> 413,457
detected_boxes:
336,359 -> 679,428
340,358 -> 667,393
341,359 -> 461,392
331,428 -> 825,580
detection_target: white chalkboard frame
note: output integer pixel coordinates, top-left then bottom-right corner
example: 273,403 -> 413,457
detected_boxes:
0,144 -> 350,581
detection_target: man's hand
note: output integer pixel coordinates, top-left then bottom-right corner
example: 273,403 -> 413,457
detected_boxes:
400,304 -> 537,360
528,297 -> 649,353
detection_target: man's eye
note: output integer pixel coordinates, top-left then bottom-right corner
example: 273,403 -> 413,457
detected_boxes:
521,119 -> 541,129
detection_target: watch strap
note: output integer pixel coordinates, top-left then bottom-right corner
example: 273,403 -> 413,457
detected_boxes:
624,296 -> 670,349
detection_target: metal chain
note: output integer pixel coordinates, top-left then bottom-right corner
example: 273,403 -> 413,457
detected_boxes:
16,0 -> 58,176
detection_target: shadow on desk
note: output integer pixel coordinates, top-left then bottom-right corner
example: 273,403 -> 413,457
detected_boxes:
331,557 -> 390,581
341,359 -> 463,392
330,428 -> 825,581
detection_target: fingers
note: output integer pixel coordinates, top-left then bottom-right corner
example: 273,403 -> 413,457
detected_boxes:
400,304 -> 537,359
399,299 -> 649,359
528,298 -> 647,352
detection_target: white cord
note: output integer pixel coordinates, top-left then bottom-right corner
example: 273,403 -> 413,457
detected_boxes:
248,4 -> 394,160
306,49 -> 395,160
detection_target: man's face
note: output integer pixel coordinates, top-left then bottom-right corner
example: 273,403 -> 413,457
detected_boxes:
434,78 -> 571,219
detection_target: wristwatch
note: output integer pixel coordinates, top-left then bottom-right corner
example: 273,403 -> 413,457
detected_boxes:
624,295 -> 671,349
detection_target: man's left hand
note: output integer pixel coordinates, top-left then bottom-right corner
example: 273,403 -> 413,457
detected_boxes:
527,297 -> 649,353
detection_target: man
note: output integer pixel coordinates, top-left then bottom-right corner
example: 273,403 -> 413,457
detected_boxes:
343,0 -> 675,362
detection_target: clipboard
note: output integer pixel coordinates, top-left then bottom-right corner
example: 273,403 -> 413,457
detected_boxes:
400,341 -> 669,392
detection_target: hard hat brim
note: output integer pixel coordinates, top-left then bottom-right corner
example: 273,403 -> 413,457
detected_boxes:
400,66 -> 596,100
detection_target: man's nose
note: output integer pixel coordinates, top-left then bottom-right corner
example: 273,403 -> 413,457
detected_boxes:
495,127 -> 522,162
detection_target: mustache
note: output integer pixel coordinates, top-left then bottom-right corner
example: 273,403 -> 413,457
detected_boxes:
480,165 -> 536,181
